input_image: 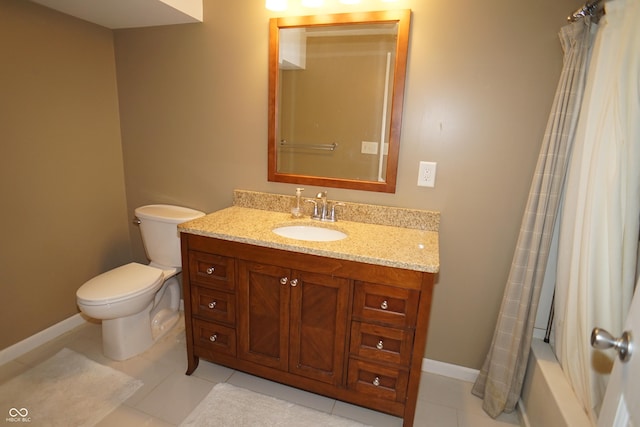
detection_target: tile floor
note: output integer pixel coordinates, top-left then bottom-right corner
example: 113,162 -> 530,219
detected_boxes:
0,317 -> 521,427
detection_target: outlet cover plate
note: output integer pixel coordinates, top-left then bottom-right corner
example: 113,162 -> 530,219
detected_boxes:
417,161 -> 437,187
361,141 -> 378,155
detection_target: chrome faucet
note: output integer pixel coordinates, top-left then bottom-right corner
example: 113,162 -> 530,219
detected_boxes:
317,191 -> 328,220
307,191 -> 344,222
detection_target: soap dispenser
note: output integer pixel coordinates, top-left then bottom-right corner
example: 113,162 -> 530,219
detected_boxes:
291,188 -> 304,218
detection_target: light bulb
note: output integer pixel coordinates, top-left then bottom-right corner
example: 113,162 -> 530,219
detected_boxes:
302,0 -> 324,7
265,0 -> 287,11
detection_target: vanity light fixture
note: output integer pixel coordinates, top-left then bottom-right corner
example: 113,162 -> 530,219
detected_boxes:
265,0 -> 287,11
301,0 -> 324,7
266,0 -> 401,11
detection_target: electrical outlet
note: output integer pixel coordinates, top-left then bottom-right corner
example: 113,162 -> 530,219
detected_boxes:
417,161 -> 437,187
361,141 -> 378,155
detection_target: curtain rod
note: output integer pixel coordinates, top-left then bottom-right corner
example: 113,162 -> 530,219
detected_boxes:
567,0 -> 603,22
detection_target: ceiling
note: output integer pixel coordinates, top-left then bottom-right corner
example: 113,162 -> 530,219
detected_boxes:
30,0 -> 203,29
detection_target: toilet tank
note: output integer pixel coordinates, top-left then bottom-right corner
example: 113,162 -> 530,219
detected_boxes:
135,204 -> 205,267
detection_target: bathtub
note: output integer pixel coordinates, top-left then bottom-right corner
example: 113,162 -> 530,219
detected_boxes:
519,338 -> 591,427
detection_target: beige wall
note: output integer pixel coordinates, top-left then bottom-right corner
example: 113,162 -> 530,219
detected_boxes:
114,0 -> 580,369
1,0 -> 583,370
0,1 -> 130,349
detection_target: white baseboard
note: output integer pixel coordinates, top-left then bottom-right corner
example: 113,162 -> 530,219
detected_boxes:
421,357 -> 479,383
0,313 -> 87,366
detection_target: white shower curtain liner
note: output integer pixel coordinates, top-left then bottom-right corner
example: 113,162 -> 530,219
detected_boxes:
554,0 -> 640,422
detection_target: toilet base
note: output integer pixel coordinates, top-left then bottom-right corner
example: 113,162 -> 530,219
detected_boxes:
150,277 -> 181,340
101,276 -> 181,361
102,302 -> 154,361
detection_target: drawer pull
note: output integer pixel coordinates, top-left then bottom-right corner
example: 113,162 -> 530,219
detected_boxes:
280,277 -> 288,285
373,376 -> 380,387
208,301 -> 217,310
209,334 -> 218,342
206,267 -> 215,275
376,340 -> 384,350
290,278 -> 298,287
380,300 -> 389,310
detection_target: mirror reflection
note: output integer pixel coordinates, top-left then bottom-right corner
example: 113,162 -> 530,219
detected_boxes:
278,23 -> 397,182
268,10 -> 411,193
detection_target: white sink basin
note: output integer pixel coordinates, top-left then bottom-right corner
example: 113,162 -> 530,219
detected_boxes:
272,225 -> 347,242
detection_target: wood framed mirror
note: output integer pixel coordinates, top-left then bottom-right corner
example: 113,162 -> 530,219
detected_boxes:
267,10 -> 411,193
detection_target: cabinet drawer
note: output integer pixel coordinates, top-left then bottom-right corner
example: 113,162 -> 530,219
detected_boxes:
353,282 -> 419,327
350,322 -> 413,366
193,319 -> 236,357
347,359 -> 408,402
192,287 -> 235,325
189,251 -> 235,290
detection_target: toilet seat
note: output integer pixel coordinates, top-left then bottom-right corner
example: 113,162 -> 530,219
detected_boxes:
77,262 -> 164,306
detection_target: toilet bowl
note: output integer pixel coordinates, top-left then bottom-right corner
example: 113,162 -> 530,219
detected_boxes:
76,204 -> 205,361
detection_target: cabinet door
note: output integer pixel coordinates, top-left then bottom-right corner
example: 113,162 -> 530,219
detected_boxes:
237,260 -> 290,370
289,271 -> 349,385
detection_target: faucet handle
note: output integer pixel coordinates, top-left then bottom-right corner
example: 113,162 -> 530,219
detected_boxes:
316,191 -> 327,199
329,202 -> 345,222
305,199 -> 319,218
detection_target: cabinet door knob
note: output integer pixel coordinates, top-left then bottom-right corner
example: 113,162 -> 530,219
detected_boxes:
206,267 -> 215,275
380,300 -> 389,310
280,277 -> 288,285
376,340 -> 384,350
290,278 -> 298,287
209,334 -> 218,342
208,301 -> 217,309
373,376 -> 380,387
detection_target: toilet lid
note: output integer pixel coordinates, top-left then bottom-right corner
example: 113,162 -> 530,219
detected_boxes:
77,262 -> 164,305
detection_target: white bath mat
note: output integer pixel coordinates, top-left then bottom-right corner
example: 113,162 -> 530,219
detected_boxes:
180,382 -> 371,427
0,348 -> 143,426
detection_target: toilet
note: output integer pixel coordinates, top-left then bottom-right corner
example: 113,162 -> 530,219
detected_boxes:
76,204 -> 205,360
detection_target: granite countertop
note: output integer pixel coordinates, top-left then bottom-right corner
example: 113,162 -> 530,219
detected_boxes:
179,205 -> 440,274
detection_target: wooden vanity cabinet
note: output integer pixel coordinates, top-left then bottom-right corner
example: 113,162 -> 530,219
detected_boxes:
237,260 -> 350,385
181,233 -> 436,427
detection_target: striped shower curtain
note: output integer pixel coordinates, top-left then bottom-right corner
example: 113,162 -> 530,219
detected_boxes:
471,17 -> 596,418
